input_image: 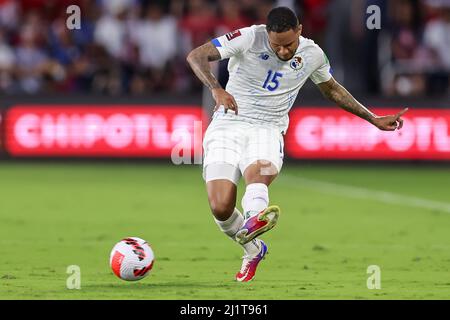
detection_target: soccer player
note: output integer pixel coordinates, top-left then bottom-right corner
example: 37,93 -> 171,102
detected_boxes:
186,7 -> 407,282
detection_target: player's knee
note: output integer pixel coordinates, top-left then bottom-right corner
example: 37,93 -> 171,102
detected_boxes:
245,172 -> 277,186
243,161 -> 279,186
208,198 -> 235,221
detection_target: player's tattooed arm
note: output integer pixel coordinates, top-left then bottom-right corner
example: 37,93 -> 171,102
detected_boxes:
318,77 -> 377,122
187,42 -> 239,114
317,77 -> 408,131
186,42 -> 222,90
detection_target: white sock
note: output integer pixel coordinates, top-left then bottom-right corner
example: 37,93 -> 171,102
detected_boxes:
214,208 -> 262,256
214,208 -> 244,239
241,183 -> 269,219
243,238 -> 262,256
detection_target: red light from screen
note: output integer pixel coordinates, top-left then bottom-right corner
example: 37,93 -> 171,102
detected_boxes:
285,108 -> 450,160
5,105 -> 450,160
5,106 -> 206,158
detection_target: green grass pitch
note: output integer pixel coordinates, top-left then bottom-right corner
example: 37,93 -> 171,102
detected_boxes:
0,162 -> 449,299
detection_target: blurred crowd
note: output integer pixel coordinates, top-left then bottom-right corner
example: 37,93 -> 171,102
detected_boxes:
381,0 -> 450,96
0,0 -> 448,97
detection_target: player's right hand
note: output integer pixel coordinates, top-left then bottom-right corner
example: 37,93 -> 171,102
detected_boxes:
212,88 -> 238,115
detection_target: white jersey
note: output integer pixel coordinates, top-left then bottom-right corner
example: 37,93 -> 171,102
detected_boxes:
211,24 -> 332,133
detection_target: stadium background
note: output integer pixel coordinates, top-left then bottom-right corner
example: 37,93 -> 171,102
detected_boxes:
0,0 -> 449,300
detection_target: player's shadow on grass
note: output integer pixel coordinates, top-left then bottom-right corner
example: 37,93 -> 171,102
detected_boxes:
83,281 -> 257,292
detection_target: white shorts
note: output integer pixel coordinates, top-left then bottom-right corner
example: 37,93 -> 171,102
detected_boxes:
202,119 -> 284,185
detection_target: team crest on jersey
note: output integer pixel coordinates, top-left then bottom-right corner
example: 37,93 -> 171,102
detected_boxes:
226,30 -> 241,41
290,55 -> 304,71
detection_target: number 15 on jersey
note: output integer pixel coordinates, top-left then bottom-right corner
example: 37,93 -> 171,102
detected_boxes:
262,70 -> 283,91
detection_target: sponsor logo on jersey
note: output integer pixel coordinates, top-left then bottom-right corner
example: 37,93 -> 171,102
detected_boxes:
290,55 -> 304,71
226,29 -> 242,41
259,53 -> 270,60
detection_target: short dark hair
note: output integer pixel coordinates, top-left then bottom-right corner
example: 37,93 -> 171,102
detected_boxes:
266,7 -> 299,33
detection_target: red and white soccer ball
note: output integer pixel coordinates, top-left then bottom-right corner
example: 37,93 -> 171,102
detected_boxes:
110,237 -> 154,281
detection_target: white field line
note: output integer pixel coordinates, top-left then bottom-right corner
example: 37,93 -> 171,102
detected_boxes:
279,175 -> 450,214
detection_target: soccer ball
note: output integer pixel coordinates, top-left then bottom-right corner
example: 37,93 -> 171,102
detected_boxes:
110,237 -> 154,281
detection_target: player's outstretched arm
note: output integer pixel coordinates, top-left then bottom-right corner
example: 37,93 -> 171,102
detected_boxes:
186,42 -> 238,114
317,77 -> 408,131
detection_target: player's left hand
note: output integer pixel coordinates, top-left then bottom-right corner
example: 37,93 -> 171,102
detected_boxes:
372,108 -> 409,131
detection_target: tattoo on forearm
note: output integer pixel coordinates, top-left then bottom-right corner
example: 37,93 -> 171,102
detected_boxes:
187,42 -> 222,90
321,80 -> 376,123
